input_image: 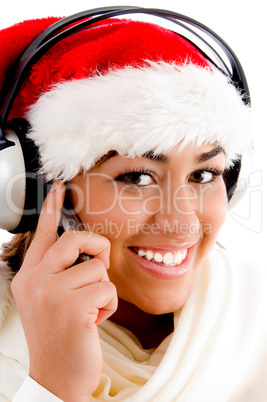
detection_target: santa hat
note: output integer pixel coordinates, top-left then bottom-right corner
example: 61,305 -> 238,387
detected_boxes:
0,17 -> 251,182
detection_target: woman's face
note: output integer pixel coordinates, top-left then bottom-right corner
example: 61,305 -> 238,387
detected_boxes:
70,143 -> 227,314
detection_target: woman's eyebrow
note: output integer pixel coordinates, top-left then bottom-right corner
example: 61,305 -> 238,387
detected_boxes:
97,147 -> 224,166
196,146 -> 225,163
96,150 -> 169,166
142,151 -> 169,163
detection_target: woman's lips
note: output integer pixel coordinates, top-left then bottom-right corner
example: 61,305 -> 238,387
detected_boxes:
128,244 -> 196,279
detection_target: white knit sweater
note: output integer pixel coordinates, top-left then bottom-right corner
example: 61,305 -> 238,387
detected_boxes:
0,246 -> 266,401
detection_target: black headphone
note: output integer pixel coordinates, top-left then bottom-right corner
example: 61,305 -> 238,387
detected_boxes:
0,6 -> 250,233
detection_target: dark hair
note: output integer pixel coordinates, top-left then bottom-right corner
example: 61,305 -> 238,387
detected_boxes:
223,159 -> 241,201
0,231 -> 35,273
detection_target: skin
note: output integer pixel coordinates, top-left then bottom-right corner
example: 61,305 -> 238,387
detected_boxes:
11,143 -> 227,401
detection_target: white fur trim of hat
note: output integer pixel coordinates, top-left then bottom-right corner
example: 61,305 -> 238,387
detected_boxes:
26,62 -> 252,181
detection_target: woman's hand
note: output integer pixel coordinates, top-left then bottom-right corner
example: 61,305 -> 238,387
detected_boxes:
11,181 -> 118,401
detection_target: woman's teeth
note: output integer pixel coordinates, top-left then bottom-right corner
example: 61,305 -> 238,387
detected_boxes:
136,248 -> 187,266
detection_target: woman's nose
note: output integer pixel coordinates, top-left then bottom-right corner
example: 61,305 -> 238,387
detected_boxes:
152,181 -> 201,236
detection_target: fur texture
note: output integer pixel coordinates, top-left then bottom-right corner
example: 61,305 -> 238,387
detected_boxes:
0,17 -> 60,90
27,62 -> 251,181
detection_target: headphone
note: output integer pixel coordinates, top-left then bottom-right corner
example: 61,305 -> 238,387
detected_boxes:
0,6 -> 250,233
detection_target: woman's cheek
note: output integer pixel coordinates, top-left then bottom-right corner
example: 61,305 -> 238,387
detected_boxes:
201,183 -> 227,237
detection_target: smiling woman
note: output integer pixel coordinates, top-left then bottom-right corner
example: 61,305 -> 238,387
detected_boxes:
0,7 -> 266,402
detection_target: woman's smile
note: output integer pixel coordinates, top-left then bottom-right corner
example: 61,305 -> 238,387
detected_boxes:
127,244 -> 195,279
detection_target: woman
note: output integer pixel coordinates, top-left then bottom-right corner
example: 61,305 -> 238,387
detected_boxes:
0,9 -> 266,401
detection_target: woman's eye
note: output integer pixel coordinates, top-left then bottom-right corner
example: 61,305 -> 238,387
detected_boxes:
189,169 -> 221,184
115,171 -> 154,186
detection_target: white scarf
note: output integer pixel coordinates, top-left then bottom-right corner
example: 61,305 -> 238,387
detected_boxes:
92,246 -> 267,401
0,246 -> 266,401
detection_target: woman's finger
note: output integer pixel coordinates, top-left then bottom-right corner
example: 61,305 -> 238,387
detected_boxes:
50,256 -> 110,289
39,230 -> 110,273
22,181 -> 65,270
69,281 -> 118,325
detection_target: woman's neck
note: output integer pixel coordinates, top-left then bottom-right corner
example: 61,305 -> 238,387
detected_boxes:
109,298 -> 174,349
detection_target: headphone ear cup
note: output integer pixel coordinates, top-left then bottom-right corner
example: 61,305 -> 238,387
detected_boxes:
1,119 -> 49,233
0,127 -> 26,231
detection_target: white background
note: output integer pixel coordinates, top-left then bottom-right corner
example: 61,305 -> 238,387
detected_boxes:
0,0 -> 266,266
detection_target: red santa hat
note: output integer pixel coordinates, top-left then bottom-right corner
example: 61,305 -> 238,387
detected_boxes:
0,17 -> 251,181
